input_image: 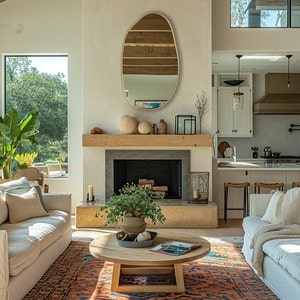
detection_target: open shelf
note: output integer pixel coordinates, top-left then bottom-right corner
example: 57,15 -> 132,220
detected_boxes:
82,134 -> 212,147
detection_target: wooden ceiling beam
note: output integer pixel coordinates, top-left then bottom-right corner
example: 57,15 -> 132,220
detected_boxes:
123,45 -> 177,57
123,65 -> 178,75
125,31 -> 174,44
123,58 -> 178,66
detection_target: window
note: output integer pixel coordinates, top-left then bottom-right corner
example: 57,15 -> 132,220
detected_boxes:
231,0 -> 300,28
4,55 -> 68,177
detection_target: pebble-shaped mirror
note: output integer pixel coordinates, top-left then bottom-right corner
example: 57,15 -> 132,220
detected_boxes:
122,12 -> 179,110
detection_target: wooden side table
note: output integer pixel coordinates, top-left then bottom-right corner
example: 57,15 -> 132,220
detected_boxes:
89,231 -> 211,293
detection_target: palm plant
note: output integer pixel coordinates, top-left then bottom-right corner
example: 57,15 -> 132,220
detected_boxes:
0,109 -> 40,179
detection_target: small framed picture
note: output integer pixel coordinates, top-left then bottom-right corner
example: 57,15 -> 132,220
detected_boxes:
175,115 -> 196,134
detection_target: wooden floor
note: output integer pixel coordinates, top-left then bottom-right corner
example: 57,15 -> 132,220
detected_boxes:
72,217 -> 244,238
148,219 -> 244,237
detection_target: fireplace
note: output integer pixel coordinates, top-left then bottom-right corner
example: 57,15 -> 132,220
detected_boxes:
105,150 -> 190,200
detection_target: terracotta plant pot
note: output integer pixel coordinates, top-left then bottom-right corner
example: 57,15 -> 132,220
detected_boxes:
120,216 -> 146,235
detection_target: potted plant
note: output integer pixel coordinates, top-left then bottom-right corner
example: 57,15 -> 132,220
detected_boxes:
95,183 -> 166,235
0,109 -> 40,179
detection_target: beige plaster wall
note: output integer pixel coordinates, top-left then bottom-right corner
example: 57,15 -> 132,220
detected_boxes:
0,0 -> 83,211
82,0 -> 213,201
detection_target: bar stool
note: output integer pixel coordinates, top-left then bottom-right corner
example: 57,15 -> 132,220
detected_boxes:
254,182 -> 284,194
292,182 -> 300,188
224,182 -> 250,223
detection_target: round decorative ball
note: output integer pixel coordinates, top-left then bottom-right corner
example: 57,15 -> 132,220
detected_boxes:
119,115 -> 138,134
137,121 -> 152,134
136,231 -> 152,242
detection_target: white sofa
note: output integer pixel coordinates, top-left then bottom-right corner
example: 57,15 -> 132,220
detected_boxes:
242,191 -> 300,300
0,178 -> 72,300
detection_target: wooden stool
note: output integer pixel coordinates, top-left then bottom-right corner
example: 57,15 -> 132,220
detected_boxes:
292,182 -> 300,188
224,182 -> 250,223
254,182 -> 284,194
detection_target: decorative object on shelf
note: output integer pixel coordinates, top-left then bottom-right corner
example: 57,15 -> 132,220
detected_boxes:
187,172 -> 209,204
195,91 -> 207,134
232,55 -> 244,111
224,147 -> 233,158
251,146 -> 259,158
137,121 -> 152,134
95,183 -> 165,236
151,124 -> 157,134
118,115 -> 138,134
87,185 -> 95,201
157,119 -> 167,134
89,127 -> 103,134
218,141 -> 230,158
175,115 -> 196,134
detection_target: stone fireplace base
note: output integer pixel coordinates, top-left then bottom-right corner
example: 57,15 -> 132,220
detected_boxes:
76,200 -> 218,229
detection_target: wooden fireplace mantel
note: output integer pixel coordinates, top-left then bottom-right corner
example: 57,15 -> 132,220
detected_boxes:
82,134 -> 212,147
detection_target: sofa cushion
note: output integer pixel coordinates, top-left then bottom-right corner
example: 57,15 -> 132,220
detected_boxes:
0,192 -> 8,224
8,234 -> 41,276
243,216 -> 270,240
261,191 -> 284,224
6,185 -> 47,212
282,188 -> 300,225
0,177 -> 30,192
5,187 -> 48,223
263,238 -> 300,282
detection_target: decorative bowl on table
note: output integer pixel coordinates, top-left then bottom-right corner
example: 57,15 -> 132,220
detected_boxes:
116,231 -> 157,248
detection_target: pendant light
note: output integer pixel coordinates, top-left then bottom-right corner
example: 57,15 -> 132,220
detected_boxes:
232,55 -> 244,111
286,55 -> 292,88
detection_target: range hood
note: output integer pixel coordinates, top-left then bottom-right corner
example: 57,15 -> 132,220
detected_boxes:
253,73 -> 300,114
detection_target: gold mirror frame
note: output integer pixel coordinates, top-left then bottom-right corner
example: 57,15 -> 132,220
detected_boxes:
122,12 -> 179,110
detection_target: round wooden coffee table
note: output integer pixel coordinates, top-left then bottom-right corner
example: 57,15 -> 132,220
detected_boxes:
89,230 -> 211,293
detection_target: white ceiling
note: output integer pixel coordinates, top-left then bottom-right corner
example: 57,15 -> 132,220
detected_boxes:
212,51 -> 300,74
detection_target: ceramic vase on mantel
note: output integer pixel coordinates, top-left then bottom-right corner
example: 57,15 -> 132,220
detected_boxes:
157,119 -> 167,134
120,216 -> 147,235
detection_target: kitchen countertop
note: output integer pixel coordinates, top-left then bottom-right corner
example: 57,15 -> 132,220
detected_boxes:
216,158 -> 300,170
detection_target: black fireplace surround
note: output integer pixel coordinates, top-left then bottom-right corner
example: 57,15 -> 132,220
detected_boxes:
105,150 -> 190,200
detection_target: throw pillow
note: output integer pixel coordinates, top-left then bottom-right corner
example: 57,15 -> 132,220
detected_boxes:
0,177 -> 30,192
5,187 -> 48,224
261,191 -> 285,224
6,185 -> 47,212
0,192 -> 8,225
282,188 -> 300,225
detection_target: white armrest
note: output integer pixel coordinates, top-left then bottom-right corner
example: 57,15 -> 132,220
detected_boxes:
42,193 -> 72,214
0,230 -> 9,289
249,194 -> 273,217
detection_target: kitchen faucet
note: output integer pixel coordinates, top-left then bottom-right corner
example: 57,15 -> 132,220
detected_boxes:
232,146 -> 237,164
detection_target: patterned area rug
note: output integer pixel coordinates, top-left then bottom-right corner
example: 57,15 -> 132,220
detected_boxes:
23,238 -> 278,300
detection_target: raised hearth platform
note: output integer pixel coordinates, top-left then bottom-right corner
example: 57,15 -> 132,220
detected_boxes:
76,200 -> 218,229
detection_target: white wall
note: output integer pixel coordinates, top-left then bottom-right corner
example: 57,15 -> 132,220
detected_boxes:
0,0 -> 213,211
0,0 -> 83,212
82,0 -> 213,201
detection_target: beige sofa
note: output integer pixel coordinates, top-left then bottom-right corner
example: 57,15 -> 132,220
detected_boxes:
242,189 -> 300,300
0,178 -> 72,300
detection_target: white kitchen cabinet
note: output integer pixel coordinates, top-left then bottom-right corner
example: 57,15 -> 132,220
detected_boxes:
217,87 -> 253,137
